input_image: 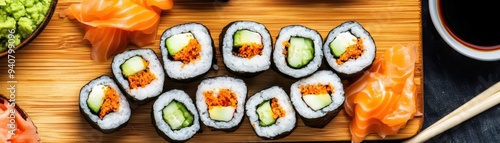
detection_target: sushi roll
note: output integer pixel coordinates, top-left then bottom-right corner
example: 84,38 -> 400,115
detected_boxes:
219,21 -> 272,77
245,86 -> 296,140
79,75 -> 131,133
323,21 -> 376,78
111,48 -> 165,105
196,76 -> 247,131
290,70 -> 345,128
152,89 -> 201,142
160,22 -> 215,82
273,25 -> 323,79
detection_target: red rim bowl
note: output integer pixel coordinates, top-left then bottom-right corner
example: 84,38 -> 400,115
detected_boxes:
429,0 -> 500,61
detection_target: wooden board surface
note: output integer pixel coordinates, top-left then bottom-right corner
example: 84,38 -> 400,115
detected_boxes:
0,0 -> 423,142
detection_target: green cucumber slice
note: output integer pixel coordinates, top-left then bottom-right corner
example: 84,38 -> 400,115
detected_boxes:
329,32 -> 358,58
121,56 -> 147,77
182,115 -> 194,127
287,37 -> 314,68
233,30 -> 262,47
162,101 -> 186,130
208,106 -> 235,122
87,85 -> 106,114
302,93 -> 332,110
256,100 -> 276,126
176,102 -> 194,127
166,33 -> 195,56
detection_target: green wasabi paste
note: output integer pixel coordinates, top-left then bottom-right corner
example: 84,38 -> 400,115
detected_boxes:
0,0 -> 51,52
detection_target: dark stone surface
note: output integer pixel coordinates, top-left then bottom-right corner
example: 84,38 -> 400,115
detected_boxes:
419,0 -> 500,142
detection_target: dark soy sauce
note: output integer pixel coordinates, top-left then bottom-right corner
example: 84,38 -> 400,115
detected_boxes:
440,0 -> 500,47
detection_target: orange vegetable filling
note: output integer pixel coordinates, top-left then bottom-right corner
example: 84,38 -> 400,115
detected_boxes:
336,38 -> 364,65
203,89 -> 238,109
173,39 -> 201,64
233,43 -> 263,58
299,83 -> 334,95
270,98 -> 286,119
127,68 -> 157,89
282,41 -> 290,58
99,86 -> 120,119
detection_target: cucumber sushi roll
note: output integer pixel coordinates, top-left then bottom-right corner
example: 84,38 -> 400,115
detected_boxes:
273,25 -> 323,79
290,70 -> 345,128
112,48 -> 165,105
219,21 -> 272,77
152,89 -> 200,142
79,75 -> 131,133
160,22 -> 215,82
323,21 -> 376,78
245,86 -> 296,140
196,76 -> 247,131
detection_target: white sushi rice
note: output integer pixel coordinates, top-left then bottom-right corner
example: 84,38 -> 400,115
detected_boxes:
79,75 -> 131,131
290,70 -> 345,119
196,76 -> 247,129
323,21 -> 376,75
159,23 -> 213,80
221,21 -> 272,73
273,25 -> 323,78
112,48 -> 165,101
152,89 -> 200,141
245,86 -> 296,139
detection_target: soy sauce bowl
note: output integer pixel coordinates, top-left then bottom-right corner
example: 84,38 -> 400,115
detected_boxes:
429,0 -> 500,61
0,0 -> 58,58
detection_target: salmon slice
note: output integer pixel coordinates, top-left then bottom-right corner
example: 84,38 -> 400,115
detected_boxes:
84,26 -> 129,63
135,0 -> 174,13
344,56 -> 385,116
128,30 -> 158,47
345,44 -> 419,143
65,0 -> 173,62
67,0 -> 160,33
128,0 -> 173,47
0,95 -> 41,143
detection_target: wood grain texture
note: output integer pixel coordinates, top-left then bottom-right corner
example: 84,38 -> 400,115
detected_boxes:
0,0 -> 423,142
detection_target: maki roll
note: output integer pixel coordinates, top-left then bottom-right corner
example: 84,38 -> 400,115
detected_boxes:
323,21 -> 376,78
152,89 -> 200,142
219,21 -> 272,77
196,76 -> 247,131
112,48 -> 165,105
79,75 -> 131,133
290,70 -> 345,128
245,86 -> 296,140
160,22 -> 215,82
273,25 -> 323,79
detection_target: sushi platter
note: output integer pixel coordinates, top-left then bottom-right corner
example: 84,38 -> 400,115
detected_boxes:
0,0 -> 423,142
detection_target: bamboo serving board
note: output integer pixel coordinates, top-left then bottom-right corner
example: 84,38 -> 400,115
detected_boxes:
0,0 -> 423,142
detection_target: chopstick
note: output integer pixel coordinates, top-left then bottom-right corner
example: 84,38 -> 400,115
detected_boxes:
403,81 -> 500,143
427,81 -> 500,129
